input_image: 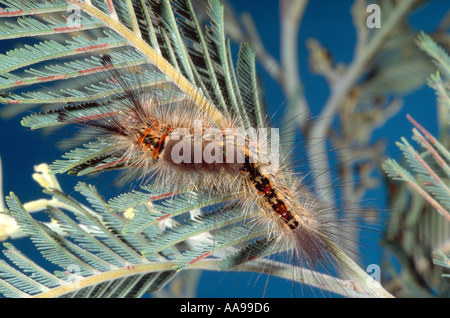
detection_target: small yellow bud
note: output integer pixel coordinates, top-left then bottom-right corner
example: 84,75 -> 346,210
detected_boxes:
123,208 -> 135,219
32,163 -> 61,191
0,213 -> 19,241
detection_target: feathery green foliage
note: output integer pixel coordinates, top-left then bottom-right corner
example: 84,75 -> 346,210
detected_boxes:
383,32 -> 450,222
382,32 -> 450,295
1,183 -> 176,298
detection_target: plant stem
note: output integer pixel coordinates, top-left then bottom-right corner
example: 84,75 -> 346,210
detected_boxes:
307,0 -> 417,204
31,255 -> 393,298
280,0 -> 310,135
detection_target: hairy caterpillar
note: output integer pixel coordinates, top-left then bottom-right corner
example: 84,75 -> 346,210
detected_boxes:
20,51 -> 387,297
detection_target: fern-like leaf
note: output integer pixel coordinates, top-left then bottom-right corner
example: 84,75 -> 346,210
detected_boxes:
0,184 -> 185,298
383,33 -> 450,291
383,33 -> 450,223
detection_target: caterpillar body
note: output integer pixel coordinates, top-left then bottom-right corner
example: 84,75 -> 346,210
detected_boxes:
22,53 -> 382,297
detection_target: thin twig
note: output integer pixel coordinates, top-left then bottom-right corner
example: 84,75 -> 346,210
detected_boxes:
280,0 -> 310,133
307,0 -> 417,204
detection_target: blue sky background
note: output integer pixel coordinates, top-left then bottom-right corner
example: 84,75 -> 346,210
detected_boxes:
0,0 -> 448,298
